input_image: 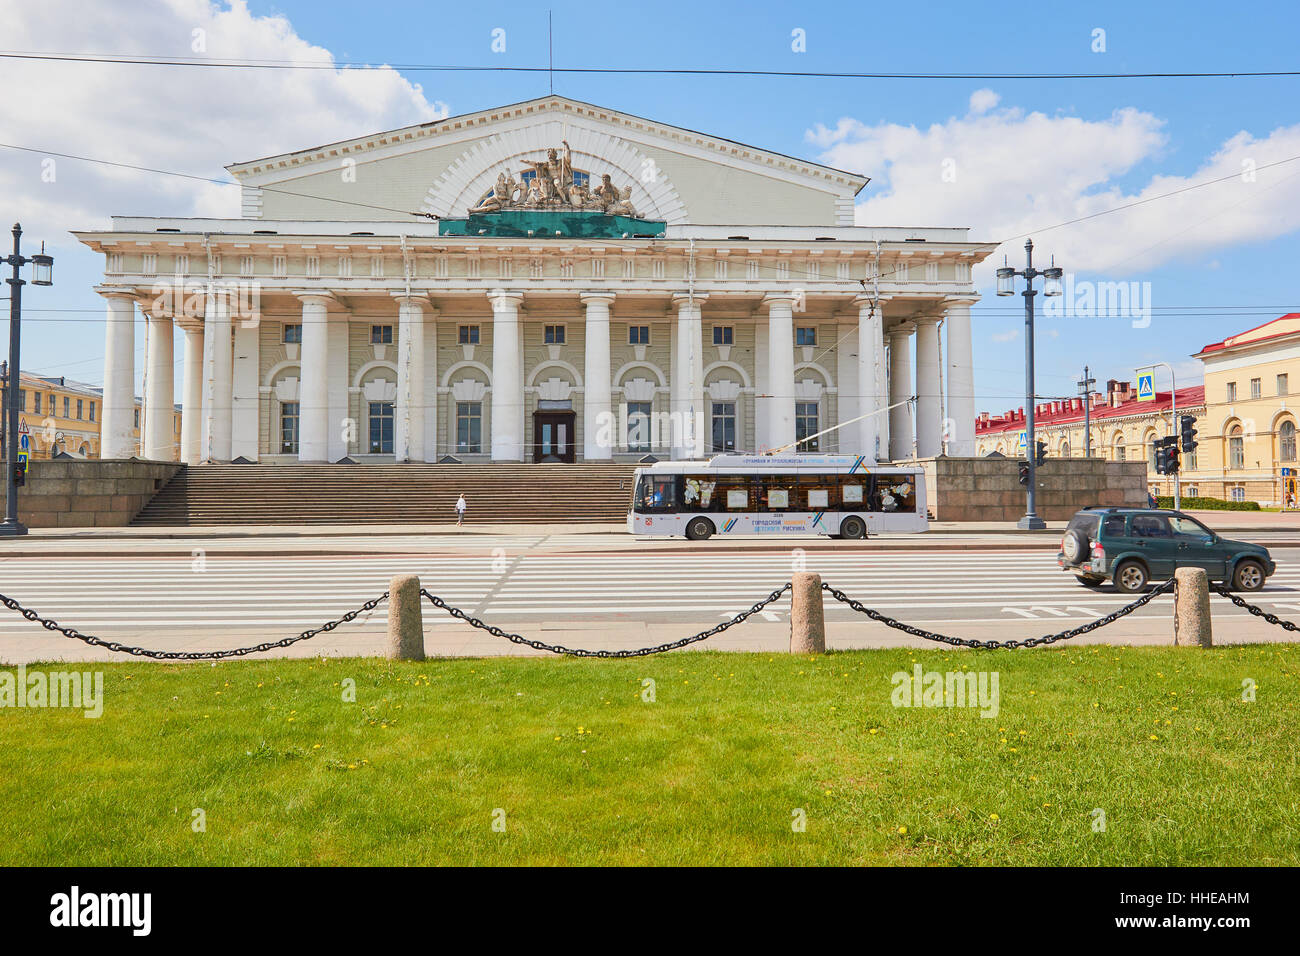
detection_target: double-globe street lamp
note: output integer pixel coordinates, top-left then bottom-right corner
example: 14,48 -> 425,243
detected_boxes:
1,223 -> 54,537
997,238 -> 1063,530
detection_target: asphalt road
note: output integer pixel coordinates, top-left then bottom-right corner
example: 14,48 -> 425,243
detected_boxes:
2,539 -> 1298,660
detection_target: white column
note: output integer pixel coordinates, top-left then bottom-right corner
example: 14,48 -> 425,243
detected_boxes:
945,297 -> 978,457
582,292 -> 615,460
489,290 -> 524,461
98,289 -> 137,460
672,294 -> 706,458
142,308 -> 175,460
393,294 -> 430,462
915,317 -> 942,458
202,289 -> 233,461
422,310 -> 439,460
295,292 -> 332,462
888,325 -> 915,461
231,320 -> 260,461
180,324 -> 204,465
855,295 -> 885,462
753,319 -> 769,452
764,293 -> 797,452
835,316 -> 859,455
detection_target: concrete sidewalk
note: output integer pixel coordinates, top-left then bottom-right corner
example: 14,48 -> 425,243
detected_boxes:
1,510 -> 1296,556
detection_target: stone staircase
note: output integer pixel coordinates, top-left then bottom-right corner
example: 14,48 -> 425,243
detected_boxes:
130,463 -> 640,526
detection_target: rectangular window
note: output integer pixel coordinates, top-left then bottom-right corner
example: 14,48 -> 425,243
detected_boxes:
64,397 -> 70,418
1230,485 -> 1246,502
1278,373 -> 1289,396
456,401 -> 482,453
368,401 -> 394,453
711,402 -> 736,453
89,402 -> 95,422
76,399 -> 83,420
283,324 -> 302,344
1226,381 -> 1237,402
627,401 -> 652,452
795,402 -> 820,451
796,327 -> 817,346
18,389 -> 25,411
370,325 -> 393,345
712,326 -> 733,345
133,408 -> 139,428
544,325 -> 566,344
458,325 -> 480,345
629,325 -> 650,345
1229,435 -> 1244,469
280,401 -> 300,454
1250,377 -> 1261,399
32,392 -> 40,413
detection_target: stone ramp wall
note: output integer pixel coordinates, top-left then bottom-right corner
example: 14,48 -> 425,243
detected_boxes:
919,456 -> 1148,521
4,459 -> 183,528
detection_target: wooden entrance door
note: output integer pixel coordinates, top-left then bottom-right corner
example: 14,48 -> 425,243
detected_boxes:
533,411 -> 576,462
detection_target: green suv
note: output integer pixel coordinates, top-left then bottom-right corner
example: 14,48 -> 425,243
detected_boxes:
1058,507 -> 1276,593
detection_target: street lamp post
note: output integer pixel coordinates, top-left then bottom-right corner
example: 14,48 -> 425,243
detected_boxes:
1078,365 -> 1096,458
997,238 -> 1063,530
1,223 -> 54,537
1137,361 -> 1179,510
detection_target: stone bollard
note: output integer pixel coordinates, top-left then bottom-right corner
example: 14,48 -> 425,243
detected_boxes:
790,572 -> 827,654
1173,567 -> 1213,648
386,574 -> 426,661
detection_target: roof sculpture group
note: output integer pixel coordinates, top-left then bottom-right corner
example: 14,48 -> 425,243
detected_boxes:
469,141 -> 638,218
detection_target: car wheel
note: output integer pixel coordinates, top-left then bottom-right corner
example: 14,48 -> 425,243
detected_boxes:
840,516 -> 866,540
685,517 -> 715,541
1113,560 -> 1149,594
1232,559 -> 1266,592
1062,529 -> 1089,564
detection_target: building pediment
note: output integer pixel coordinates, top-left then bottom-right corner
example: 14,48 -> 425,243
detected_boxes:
226,96 -> 868,228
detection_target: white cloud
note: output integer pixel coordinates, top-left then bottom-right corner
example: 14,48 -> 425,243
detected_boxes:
968,88 -> 999,115
0,0 -> 447,250
809,93 -> 1300,276
992,329 -> 1019,343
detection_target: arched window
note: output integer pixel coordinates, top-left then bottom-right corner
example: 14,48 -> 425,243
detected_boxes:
1280,420 -> 1296,462
1060,441 -> 1070,459
1112,434 -> 1126,461
1228,424 -> 1244,470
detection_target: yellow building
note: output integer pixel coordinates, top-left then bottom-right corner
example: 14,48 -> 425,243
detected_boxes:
1188,315 -> 1300,505
1,371 -> 182,460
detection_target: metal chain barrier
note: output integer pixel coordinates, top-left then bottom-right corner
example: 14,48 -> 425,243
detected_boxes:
1211,583 -> 1300,632
822,578 -> 1176,649
0,589 -> 389,661
421,583 -> 792,657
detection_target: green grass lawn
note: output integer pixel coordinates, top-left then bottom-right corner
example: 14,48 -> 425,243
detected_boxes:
2,645 -> 1297,866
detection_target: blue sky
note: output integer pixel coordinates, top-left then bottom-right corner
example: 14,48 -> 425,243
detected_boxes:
4,0 -> 1299,416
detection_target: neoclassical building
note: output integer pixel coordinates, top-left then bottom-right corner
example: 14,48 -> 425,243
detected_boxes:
75,96 -> 995,465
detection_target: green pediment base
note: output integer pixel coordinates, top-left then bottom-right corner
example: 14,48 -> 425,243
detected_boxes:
438,210 -> 667,240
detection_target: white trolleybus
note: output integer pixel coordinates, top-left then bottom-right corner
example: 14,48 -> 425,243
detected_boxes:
628,454 -> 928,540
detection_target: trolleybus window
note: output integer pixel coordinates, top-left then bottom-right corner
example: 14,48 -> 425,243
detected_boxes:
635,475 -> 676,511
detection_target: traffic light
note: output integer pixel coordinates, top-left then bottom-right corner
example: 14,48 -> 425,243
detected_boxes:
1035,440 -> 1048,466
1180,415 -> 1198,453
1018,462 -> 1029,485
1154,436 -> 1181,475
12,462 -> 24,488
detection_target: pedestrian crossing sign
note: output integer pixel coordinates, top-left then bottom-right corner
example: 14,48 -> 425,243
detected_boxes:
1017,430 -> 1027,453
17,451 -> 28,473
1137,373 -> 1155,401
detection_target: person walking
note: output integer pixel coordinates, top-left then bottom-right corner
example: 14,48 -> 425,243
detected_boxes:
455,494 -> 467,527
